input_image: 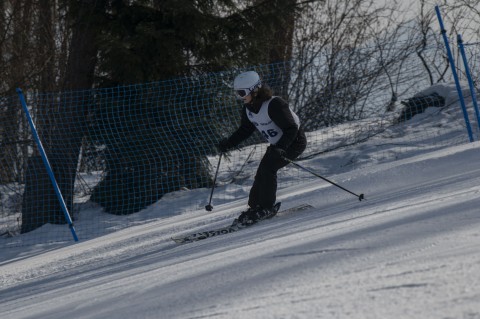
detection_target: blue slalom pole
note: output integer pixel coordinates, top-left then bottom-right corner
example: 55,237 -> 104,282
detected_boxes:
457,34 -> 480,134
16,88 -> 79,242
435,5 -> 474,142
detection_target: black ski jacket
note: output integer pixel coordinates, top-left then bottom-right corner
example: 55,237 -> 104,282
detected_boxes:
227,97 -> 304,151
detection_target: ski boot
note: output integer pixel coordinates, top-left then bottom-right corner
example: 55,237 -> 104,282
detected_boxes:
234,206 -> 278,226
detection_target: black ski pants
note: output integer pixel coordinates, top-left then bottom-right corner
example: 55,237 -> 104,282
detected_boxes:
248,129 -> 307,209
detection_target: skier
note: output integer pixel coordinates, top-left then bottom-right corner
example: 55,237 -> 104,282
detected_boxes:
218,71 -> 307,226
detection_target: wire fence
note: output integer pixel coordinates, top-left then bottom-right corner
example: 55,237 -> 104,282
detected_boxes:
1,43 -> 478,247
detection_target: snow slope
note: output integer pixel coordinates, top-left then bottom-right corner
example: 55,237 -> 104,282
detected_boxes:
1,140 -> 480,319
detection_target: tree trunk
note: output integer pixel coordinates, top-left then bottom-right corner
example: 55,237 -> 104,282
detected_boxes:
253,0 -> 296,99
21,0 -> 104,233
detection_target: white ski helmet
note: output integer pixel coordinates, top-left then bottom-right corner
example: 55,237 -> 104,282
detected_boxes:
233,71 -> 262,98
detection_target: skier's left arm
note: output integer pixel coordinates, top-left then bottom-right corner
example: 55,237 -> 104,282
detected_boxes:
268,97 -> 299,150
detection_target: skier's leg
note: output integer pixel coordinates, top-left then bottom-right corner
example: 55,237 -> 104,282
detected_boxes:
247,179 -> 259,208
241,132 -> 307,225
255,150 -> 282,209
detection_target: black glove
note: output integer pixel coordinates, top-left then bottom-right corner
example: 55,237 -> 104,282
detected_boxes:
268,146 -> 286,160
218,138 -> 232,153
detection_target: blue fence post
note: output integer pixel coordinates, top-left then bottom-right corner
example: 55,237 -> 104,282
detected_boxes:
457,34 -> 480,135
435,5 -> 474,142
16,88 -> 79,242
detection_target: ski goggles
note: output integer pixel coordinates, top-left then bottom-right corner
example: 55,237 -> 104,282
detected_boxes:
235,81 -> 261,98
236,89 -> 250,98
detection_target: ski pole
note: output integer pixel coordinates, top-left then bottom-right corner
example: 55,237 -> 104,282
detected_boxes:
283,157 -> 365,201
205,153 -> 223,211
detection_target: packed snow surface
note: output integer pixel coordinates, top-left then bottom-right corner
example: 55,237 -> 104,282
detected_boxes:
1,141 -> 480,319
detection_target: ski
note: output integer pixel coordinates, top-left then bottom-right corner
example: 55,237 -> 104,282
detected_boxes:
171,202 -> 313,244
171,222 -> 246,244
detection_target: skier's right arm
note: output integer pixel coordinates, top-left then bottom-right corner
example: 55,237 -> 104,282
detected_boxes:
218,106 -> 255,152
